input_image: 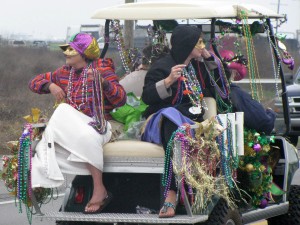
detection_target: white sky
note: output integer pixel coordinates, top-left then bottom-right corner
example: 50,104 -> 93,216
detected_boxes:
0,0 -> 299,40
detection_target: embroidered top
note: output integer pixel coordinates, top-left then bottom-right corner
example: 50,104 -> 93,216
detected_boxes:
28,58 -> 126,120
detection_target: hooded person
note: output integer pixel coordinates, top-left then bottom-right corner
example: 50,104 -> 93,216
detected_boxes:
141,25 -> 229,218
28,32 -> 126,214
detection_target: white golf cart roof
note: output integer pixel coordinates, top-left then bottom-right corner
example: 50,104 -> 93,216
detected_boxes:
91,1 -> 284,20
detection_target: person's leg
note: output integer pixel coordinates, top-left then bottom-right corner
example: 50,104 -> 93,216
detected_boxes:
84,163 -> 107,212
159,117 -> 179,218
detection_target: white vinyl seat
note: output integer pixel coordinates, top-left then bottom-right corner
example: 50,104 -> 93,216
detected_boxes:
102,70 -> 217,173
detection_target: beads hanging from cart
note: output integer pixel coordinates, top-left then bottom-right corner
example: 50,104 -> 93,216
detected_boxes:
110,20 -> 131,74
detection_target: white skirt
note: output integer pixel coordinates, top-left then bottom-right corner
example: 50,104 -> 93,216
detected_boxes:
31,103 -> 112,188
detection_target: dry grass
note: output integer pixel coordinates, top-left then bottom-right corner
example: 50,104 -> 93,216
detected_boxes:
0,46 -> 122,155
0,46 -> 64,154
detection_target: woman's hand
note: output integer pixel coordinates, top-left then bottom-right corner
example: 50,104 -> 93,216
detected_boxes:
87,69 -> 105,83
87,69 -> 95,81
49,83 -> 66,102
164,64 -> 186,88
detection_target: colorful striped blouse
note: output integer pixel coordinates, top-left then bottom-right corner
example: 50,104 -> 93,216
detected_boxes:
28,58 -> 126,120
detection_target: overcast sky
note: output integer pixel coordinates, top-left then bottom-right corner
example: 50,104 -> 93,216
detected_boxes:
0,0 -> 299,40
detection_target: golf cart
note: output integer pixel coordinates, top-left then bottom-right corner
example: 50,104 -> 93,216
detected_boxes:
14,1 -> 300,225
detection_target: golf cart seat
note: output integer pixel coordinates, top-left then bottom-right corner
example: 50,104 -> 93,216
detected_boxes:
102,69 -> 217,173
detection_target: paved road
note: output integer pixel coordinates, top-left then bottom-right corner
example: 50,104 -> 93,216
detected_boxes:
0,169 -> 73,225
0,196 -> 63,225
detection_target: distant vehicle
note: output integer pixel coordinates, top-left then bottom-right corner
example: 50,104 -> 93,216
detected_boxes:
31,40 -> 48,48
11,40 -> 26,47
97,37 -> 105,49
80,24 -> 101,40
275,66 -> 300,144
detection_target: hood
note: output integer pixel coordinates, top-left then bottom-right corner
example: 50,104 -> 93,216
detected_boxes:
170,26 -> 201,64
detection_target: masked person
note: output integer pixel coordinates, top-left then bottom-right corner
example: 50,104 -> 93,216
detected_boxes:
141,25 -> 230,218
28,33 -> 126,214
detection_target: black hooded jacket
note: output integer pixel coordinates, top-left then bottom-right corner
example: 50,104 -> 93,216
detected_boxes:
141,26 -> 226,120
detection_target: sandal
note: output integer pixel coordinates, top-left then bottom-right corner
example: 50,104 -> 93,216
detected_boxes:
83,191 -> 113,214
158,201 -> 176,218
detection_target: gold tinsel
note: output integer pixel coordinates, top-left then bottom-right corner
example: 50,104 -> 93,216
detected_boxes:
172,118 -> 237,213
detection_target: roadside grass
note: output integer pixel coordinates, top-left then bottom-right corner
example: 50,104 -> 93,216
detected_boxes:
0,46 -> 122,155
0,46 -> 63,154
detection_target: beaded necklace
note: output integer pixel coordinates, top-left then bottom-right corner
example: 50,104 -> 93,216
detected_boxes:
265,23 -> 282,98
182,64 -> 204,107
88,68 -> 107,134
216,115 -> 237,188
173,63 -> 206,113
216,95 -> 232,113
17,123 -> 33,222
240,10 -> 263,101
111,20 -> 131,74
67,65 -> 90,111
67,65 -> 106,134
206,53 -> 230,99
163,129 -> 178,197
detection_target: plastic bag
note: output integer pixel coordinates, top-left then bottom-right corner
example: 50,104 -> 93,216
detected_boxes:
110,92 -> 148,131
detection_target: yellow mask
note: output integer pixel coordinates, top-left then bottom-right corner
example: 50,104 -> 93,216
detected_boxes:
63,46 -> 79,57
195,38 -> 205,50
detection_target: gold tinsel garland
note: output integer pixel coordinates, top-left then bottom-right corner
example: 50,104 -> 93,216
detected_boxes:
171,118 -> 237,213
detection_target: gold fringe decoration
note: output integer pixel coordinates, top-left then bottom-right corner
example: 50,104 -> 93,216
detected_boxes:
172,118 -> 237,213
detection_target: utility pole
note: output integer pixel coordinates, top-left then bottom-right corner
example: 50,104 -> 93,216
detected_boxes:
124,0 -> 135,49
276,0 -> 281,33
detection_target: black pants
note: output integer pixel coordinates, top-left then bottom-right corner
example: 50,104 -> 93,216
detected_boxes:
161,117 -> 179,192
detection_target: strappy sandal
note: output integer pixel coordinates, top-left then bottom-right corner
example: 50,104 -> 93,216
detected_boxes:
158,201 -> 176,218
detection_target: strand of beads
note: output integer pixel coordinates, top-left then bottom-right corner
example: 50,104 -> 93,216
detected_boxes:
88,68 -> 107,134
66,64 -> 90,111
206,52 -> 230,99
264,23 -> 282,98
240,10 -> 263,101
178,125 -> 194,204
226,118 -> 239,180
163,130 -> 177,197
17,124 -> 33,214
216,95 -> 232,113
110,20 -> 131,74
172,76 -> 184,105
216,116 -> 234,188
181,63 -> 205,109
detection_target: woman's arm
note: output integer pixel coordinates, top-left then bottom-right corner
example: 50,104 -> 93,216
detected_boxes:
98,59 -> 127,108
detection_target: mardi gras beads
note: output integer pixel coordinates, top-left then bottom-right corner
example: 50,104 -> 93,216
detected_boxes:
88,68 -> 107,134
111,20 -> 131,74
239,10 -> 263,101
67,65 -> 90,111
17,124 -> 33,214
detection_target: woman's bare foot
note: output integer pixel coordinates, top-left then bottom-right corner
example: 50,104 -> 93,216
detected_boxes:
159,190 -> 177,218
85,185 -> 107,212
